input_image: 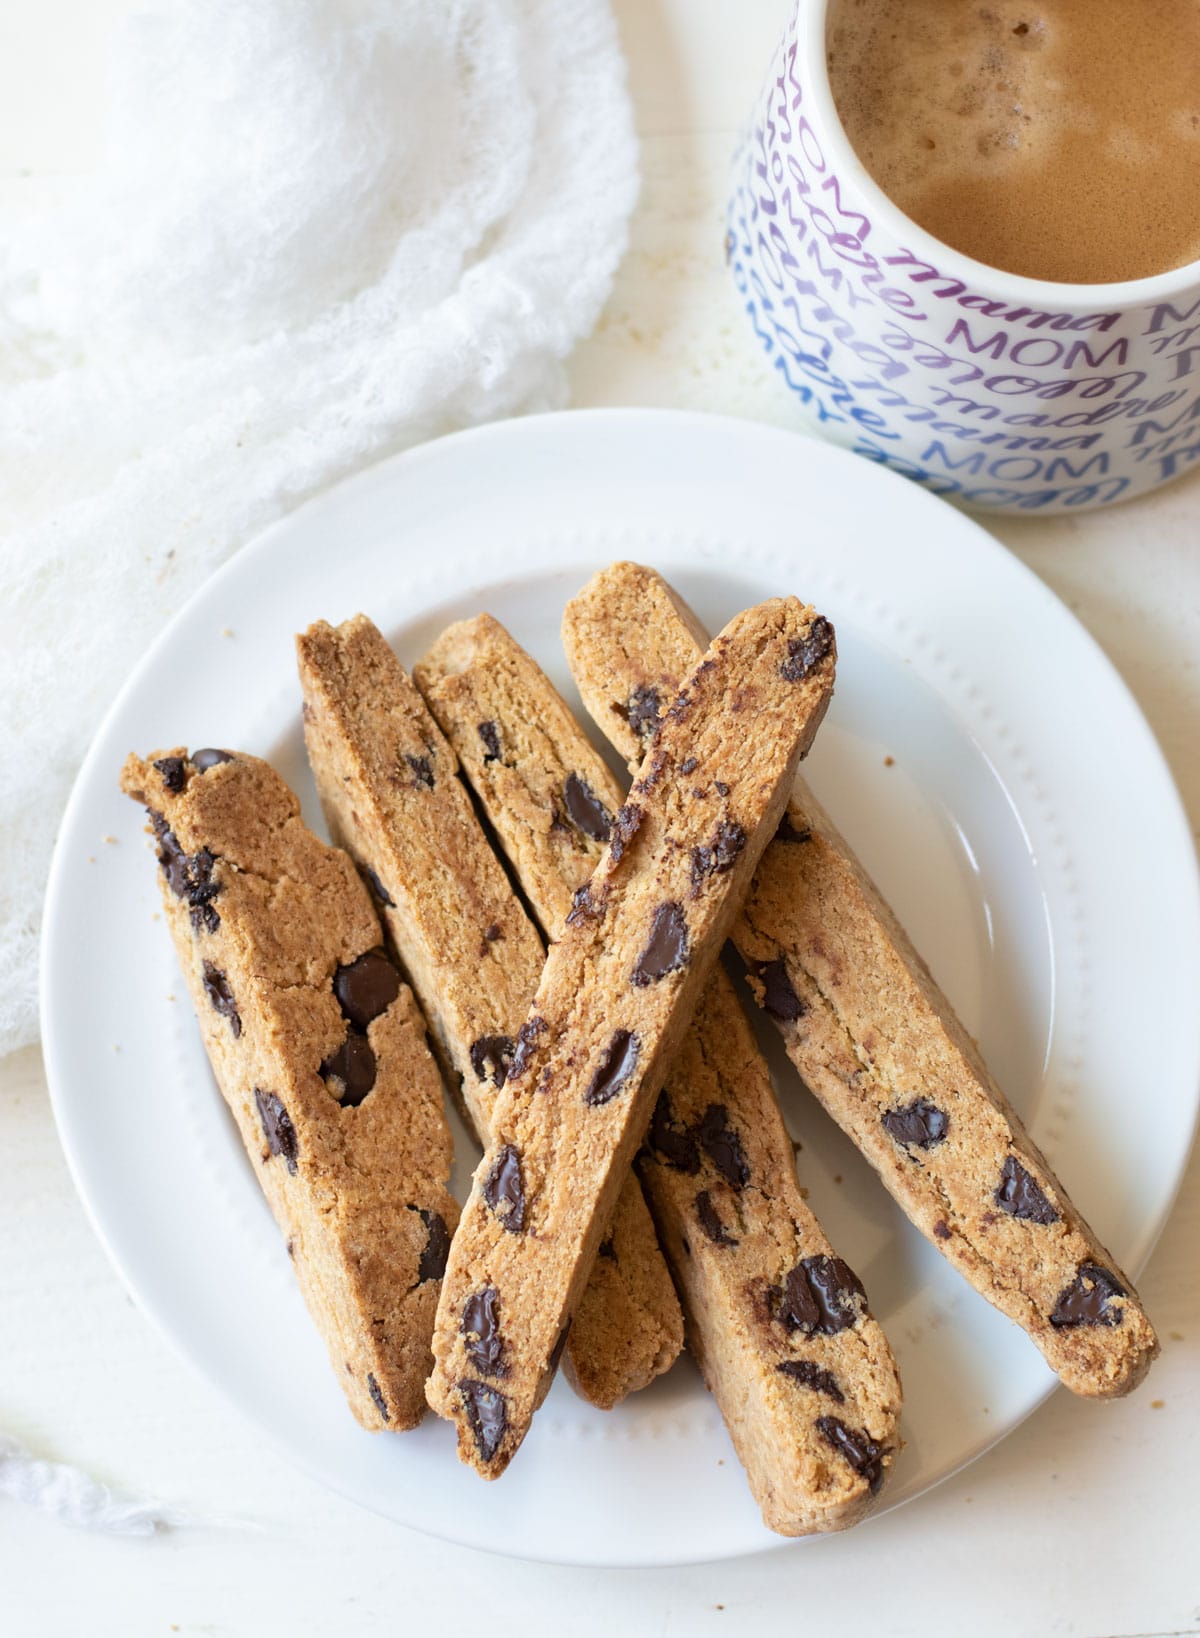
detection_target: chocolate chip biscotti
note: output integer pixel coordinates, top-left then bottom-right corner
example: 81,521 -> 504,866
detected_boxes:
417,614 -> 901,1532
120,748 -> 459,1432
426,596 -> 837,1477
564,562 -> 1159,1399
296,615 -> 683,1410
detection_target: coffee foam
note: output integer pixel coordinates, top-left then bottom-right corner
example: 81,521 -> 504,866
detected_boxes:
828,0 -> 1200,283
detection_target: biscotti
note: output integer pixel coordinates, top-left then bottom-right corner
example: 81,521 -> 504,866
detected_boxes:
295,615 -> 683,1410
426,596 -> 837,1477
563,562 -> 1159,1399
119,748 -> 459,1431
417,614 -> 902,1532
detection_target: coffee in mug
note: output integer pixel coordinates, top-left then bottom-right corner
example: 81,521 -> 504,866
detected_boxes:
827,0 -> 1200,284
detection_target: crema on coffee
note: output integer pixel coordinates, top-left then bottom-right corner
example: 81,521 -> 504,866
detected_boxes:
828,0 -> 1200,283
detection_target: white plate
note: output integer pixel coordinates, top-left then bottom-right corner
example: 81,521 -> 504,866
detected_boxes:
41,409 -> 1200,1567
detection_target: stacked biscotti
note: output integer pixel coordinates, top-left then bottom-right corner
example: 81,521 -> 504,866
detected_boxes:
122,560 -> 1158,1539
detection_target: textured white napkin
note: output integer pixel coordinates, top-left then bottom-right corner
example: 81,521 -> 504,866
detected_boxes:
0,1433 -> 199,1535
0,0 -> 637,1056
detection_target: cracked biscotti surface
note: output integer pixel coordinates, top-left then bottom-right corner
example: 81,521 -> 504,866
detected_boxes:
296,615 -> 683,1410
119,747 -> 458,1432
418,613 -> 901,1532
425,596 -> 837,1478
563,561 -> 1159,1399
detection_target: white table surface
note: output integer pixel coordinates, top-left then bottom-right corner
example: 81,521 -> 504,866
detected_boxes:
2,4 -> 1198,1635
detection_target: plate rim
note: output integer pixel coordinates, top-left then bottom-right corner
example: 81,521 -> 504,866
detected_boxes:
40,406 -> 1200,1565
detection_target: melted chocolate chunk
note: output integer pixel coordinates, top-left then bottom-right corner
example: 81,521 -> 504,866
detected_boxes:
255,1089 -> 298,1173
598,1237 -> 617,1262
405,753 -> 435,789
319,1030 -> 377,1106
776,1359 -> 845,1403
695,1189 -> 738,1247
191,748 -> 234,773
201,961 -> 241,1038
696,1104 -> 750,1188
632,902 -> 689,986
470,1034 -> 516,1089
815,1415 -> 886,1493
584,1029 -> 640,1106
566,883 -> 603,928
776,812 -> 812,844
1050,1263 -> 1127,1328
647,1093 -> 700,1173
882,1099 -> 949,1151
460,1380 -> 507,1463
154,755 -> 187,793
483,1143 -> 526,1232
773,1256 -> 865,1336
366,1373 -> 389,1421
483,922 -> 502,944
933,1220 -> 951,1240
507,1016 -> 545,1081
757,958 -> 805,1022
478,720 -> 502,762
334,948 -> 401,1029
623,685 -> 661,741
363,866 -> 395,908
415,1208 -> 451,1282
562,773 -> 612,842
781,617 -> 835,683
690,821 -> 747,891
609,802 -> 644,865
680,757 -> 698,776
995,1155 -> 1059,1224
149,814 -> 222,930
462,1286 -> 506,1376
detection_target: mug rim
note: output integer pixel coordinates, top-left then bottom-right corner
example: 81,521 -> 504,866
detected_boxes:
807,0 -> 1200,311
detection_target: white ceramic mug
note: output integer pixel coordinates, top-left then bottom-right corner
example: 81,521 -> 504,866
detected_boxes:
728,0 -> 1200,513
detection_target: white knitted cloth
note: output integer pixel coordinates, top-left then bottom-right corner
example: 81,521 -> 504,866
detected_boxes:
0,0 -> 637,1057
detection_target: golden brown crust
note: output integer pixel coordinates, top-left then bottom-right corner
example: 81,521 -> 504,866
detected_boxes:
119,747 -> 458,1431
296,615 -> 683,1409
418,614 -> 902,1532
564,562 -> 1159,1399
426,596 -> 837,1477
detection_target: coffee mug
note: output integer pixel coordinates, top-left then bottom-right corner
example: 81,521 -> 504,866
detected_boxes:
728,0 -> 1200,513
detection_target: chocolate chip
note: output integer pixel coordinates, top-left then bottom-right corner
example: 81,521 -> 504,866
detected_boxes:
647,1092 -> 699,1173
363,866 -> 394,908
776,1360 -> 844,1403
1050,1263 -> 1127,1328
507,1016 -> 545,1081
478,720 -> 502,762
882,1099 -> 949,1150
696,1104 -> 750,1188
757,958 -> 805,1022
562,773 -> 612,842
680,757 -> 698,776
632,902 -> 689,986
714,780 -> 730,798
460,1380 -> 507,1463
781,616 -> 835,682
191,901 -> 221,934
191,748 -> 234,773
566,883 -> 603,927
598,1236 -> 617,1262
483,1143 -> 526,1232
609,802 -> 644,865
149,813 -> 222,929
334,948 -> 401,1029
255,1089 -> 298,1173
933,1220 -> 951,1240
319,1030 -> 377,1106
690,821 -> 747,891
201,961 -> 241,1037
366,1373 -> 389,1421
286,1237 -> 295,1259
483,922 -> 502,943
995,1156 -> 1059,1224
154,756 -> 187,793
405,753 -> 434,789
696,1189 -> 738,1247
462,1286 -> 506,1375
773,1256 -> 865,1335
815,1415 -> 886,1493
584,1029 -> 640,1106
469,1034 -> 516,1089
776,812 -> 812,844
622,685 -> 661,741
416,1209 -> 450,1282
